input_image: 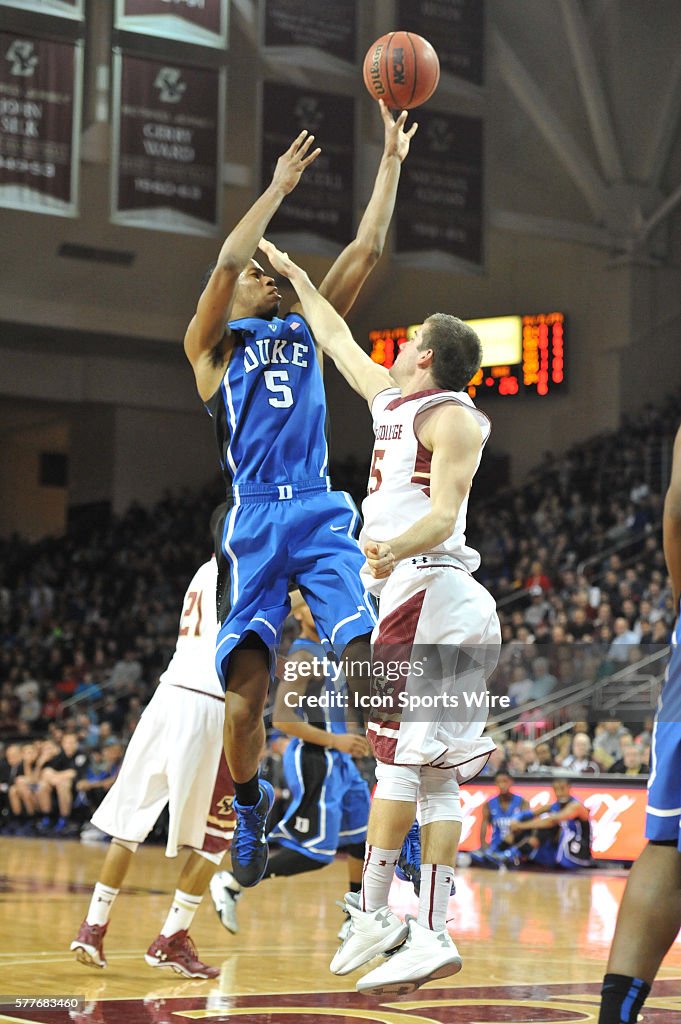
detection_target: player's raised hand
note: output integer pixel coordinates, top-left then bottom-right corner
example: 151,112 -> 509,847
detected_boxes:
258,238 -> 304,283
379,99 -> 418,162
364,539 -> 396,579
271,129 -> 321,195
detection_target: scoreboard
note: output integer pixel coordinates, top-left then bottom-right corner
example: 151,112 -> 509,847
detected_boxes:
369,312 -> 566,398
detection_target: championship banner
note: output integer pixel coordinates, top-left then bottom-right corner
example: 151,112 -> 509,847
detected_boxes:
398,0 -> 484,85
459,780 -> 648,862
111,51 -> 224,236
263,0 -> 356,64
0,32 -> 82,216
261,82 -> 354,247
114,0 -> 229,50
0,0 -> 84,19
395,107 -> 483,266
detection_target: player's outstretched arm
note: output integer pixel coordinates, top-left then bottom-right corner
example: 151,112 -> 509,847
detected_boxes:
258,238 -> 391,406
311,101 -> 417,317
364,405 -> 481,578
184,131 -> 321,401
664,423 -> 681,610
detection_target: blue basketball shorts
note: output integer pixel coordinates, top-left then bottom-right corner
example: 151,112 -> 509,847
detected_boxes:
646,718 -> 681,849
215,483 -> 376,687
269,739 -> 370,863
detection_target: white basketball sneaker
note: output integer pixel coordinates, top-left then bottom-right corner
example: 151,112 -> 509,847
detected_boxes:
209,870 -> 242,935
356,918 -> 463,995
330,892 -> 408,976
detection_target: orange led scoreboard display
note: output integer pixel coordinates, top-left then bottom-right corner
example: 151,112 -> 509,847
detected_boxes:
369,312 -> 566,398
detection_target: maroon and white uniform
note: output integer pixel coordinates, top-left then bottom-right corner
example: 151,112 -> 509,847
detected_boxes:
361,387 -> 500,778
92,558 -> 235,859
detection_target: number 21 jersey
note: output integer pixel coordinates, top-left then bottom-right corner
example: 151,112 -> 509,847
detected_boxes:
205,314 -> 329,487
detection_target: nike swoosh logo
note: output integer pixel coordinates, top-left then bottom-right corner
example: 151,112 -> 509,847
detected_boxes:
330,525 -> 346,531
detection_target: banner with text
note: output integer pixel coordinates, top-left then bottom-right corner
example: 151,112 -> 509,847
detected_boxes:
398,0 -> 484,85
263,0 -> 356,64
261,82 -> 354,247
0,0 -> 84,19
111,51 -> 224,235
396,107 -> 483,266
0,32 -> 82,216
114,0 -> 228,49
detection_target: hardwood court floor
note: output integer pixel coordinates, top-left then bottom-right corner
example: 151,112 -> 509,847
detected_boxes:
1,837 -> 680,1023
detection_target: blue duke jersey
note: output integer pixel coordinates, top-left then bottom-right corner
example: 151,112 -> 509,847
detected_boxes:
646,605 -> 681,849
205,314 -> 329,486
488,793 -> 525,847
205,313 -> 376,687
287,637 -> 348,736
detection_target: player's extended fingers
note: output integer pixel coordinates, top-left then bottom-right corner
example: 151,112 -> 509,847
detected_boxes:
300,146 -> 322,168
296,132 -> 316,158
395,109 -> 409,129
287,129 -> 308,154
405,121 -> 419,139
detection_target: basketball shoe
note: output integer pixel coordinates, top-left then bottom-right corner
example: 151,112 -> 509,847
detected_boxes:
395,821 -> 421,893
70,920 -> 108,968
145,930 -> 219,979
356,918 -> 463,995
209,870 -> 242,934
231,780 -> 274,887
330,892 -> 408,975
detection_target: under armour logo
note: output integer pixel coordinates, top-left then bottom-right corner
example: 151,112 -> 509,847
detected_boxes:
437,931 -> 451,948
374,910 -> 392,929
6,40 -> 38,77
154,67 -> 186,104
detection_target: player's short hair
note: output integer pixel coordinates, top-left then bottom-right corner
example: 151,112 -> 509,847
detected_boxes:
495,769 -> 513,781
419,313 -> 482,392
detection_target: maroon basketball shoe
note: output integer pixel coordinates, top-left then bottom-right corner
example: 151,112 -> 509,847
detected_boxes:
144,930 -> 219,979
70,920 -> 108,968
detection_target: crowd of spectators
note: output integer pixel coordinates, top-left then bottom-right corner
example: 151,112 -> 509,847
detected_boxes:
1,394 -> 680,837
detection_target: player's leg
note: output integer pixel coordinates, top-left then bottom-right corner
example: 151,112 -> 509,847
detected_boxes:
357,765 -> 463,996
71,838 -> 138,968
330,762 -> 415,976
71,689 -> 173,968
216,505 -> 292,886
598,719 -> 681,1023
146,848 -> 224,980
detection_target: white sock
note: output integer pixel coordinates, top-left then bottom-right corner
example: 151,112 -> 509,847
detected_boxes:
86,882 -> 119,926
361,845 -> 400,912
417,863 -> 454,932
161,889 -> 202,937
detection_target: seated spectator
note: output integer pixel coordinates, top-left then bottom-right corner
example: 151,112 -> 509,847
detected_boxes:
526,740 -> 557,774
7,741 -> 41,831
608,617 -> 640,663
608,738 -> 646,775
593,718 -> 628,761
469,770 -> 530,868
503,777 -> 592,869
529,657 -> 558,702
35,732 -> 87,834
0,743 -> 23,828
74,738 -> 124,824
561,732 -> 601,774
508,665 -> 534,707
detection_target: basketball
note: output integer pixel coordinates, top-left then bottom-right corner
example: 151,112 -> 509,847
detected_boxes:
363,31 -> 440,109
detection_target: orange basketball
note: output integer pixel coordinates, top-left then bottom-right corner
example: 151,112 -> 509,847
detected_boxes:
363,31 -> 440,109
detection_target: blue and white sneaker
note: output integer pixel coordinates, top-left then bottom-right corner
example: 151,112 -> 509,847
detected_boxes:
231,780 -> 274,887
396,822 -> 422,894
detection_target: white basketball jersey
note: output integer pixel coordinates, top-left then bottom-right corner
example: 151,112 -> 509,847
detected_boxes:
360,387 -> 490,589
159,557 -> 223,697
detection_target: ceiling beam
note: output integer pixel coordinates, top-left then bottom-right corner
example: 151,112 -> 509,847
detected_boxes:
491,28 -> 610,223
642,48 -> 681,189
490,209 -> 613,249
558,0 -> 624,182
